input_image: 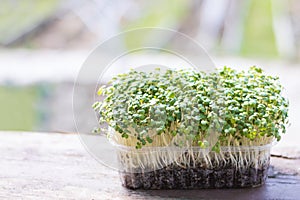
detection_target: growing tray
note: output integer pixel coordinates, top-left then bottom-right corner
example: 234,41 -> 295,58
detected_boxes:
114,144 -> 272,189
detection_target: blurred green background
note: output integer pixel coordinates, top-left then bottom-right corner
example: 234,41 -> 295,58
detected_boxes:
0,86 -> 38,130
0,0 -> 299,133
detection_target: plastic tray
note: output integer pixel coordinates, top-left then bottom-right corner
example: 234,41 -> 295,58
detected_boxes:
113,143 -> 272,189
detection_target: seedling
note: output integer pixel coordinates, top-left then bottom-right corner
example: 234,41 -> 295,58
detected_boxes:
93,66 -> 289,189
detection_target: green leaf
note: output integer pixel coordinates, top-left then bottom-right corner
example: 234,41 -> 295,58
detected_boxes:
146,136 -> 153,143
97,86 -> 105,96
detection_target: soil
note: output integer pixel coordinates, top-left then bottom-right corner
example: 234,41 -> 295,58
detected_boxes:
121,158 -> 270,189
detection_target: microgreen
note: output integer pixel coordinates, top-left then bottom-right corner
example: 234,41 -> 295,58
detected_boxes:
213,66 -> 289,148
93,66 -> 289,151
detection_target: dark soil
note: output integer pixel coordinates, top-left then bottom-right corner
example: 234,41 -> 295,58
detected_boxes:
121,159 -> 270,189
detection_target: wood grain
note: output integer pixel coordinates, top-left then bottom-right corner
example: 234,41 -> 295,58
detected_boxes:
1,131 -> 299,200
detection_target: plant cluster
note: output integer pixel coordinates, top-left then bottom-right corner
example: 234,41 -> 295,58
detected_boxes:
215,67 -> 289,147
93,66 -> 289,151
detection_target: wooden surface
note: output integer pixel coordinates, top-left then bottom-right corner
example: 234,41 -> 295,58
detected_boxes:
1,131 -> 300,200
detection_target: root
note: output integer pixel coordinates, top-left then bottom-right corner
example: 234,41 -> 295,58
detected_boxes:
112,128 -> 273,172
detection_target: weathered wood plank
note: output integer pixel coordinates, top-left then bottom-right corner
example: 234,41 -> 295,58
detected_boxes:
1,131 -> 300,199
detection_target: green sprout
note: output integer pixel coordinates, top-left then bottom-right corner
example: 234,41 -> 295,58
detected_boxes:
214,66 -> 289,149
93,66 -> 289,152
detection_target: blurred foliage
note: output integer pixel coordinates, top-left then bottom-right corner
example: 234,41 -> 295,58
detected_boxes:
0,0 -> 60,44
122,0 -> 189,49
0,86 -> 38,130
241,0 -> 278,57
0,0 -> 297,133
0,0 -> 295,59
